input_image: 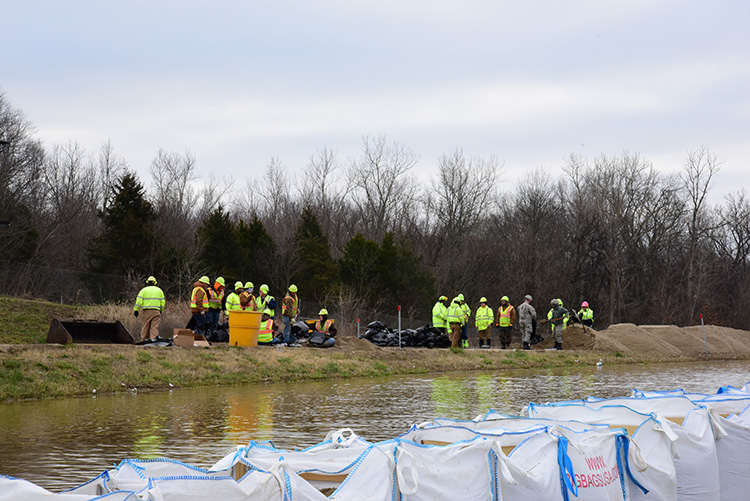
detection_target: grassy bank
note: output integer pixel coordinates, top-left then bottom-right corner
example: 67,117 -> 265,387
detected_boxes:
0,295 -> 743,402
0,341 -> 633,401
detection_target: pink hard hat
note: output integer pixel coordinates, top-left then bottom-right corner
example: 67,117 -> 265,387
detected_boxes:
581,301 -> 589,308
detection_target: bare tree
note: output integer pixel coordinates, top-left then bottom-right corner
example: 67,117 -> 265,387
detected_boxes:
681,147 -> 721,322
346,135 -> 420,240
298,147 -> 353,255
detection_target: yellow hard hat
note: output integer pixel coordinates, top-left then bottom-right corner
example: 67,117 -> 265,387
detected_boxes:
289,284 -> 298,292
199,276 -> 210,285
215,277 -> 225,287
146,276 -> 157,284
501,295 -> 509,302
234,281 -> 244,290
318,308 -> 328,316
439,295 -> 448,301
480,297 -> 488,303
260,284 -> 269,292
244,281 -> 254,290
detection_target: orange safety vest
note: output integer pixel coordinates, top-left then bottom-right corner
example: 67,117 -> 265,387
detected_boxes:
498,305 -> 513,327
283,294 -> 299,317
315,319 -> 333,333
208,287 -> 224,309
190,286 -> 207,310
258,319 -> 274,343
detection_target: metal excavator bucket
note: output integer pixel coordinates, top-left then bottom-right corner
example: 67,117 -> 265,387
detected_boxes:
47,318 -> 135,345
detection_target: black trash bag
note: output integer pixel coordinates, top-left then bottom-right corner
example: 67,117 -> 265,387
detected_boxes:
196,322 -> 228,343
364,328 -> 385,339
135,336 -> 174,347
367,321 -> 387,330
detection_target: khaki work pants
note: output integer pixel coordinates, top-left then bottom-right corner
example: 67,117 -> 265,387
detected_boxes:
449,323 -> 462,348
478,327 -> 491,340
140,309 -> 161,341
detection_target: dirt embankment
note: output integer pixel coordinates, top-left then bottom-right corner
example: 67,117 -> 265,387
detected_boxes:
533,323 -> 749,359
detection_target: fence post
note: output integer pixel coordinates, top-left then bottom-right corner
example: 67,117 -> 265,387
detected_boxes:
59,268 -> 64,305
357,318 -> 360,338
398,305 -> 402,355
700,314 -> 709,359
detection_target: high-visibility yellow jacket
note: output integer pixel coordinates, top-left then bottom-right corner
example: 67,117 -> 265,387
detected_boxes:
432,301 -> 448,328
225,292 -> 242,311
447,302 -> 465,326
475,305 -> 494,330
134,285 -> 165,312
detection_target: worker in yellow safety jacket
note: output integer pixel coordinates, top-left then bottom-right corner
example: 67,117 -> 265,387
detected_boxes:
134,276 -> 165,341
257,312 -> 278,345
255,284 -> 277,318
206,277 -> 225,328
225,282 -> 244,312
432,296 -> 449,335
496,296 -> 516,349
446,297 -> 465,349
475,297 -> 494,349
308,308 -> 336,348
281,284 -> 300,346
578,301 -> 594,328
190,276 -> 210,328
458,293 -> 471,349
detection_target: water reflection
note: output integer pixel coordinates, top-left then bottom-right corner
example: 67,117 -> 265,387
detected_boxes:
1,360 -> 748,491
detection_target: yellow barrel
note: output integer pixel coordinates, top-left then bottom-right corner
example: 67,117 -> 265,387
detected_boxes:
228,310 -> 262,347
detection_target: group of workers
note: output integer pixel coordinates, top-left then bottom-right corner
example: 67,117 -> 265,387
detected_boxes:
431,294 -> 594,351
133,276 -> 336,347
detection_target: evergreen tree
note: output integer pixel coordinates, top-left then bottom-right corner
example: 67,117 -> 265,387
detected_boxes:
292,206 -> 338,301
339,233 -> 381,302
235,216 -> 276,285
196,205 -> 236,277
87,172 -> 155,275
378,232 -> 435,312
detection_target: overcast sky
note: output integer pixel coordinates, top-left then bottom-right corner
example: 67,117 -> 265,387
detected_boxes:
3,1 -> 749,200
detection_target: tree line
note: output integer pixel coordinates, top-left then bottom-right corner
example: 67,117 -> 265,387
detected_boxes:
1,92 -> 748,330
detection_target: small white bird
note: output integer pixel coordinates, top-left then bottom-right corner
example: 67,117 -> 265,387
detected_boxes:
596,359 -> 603,367
92,389 -> 97,394
168,383 -> 174,388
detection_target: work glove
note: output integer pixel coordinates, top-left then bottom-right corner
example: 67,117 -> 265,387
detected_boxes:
134,310 -> 139,318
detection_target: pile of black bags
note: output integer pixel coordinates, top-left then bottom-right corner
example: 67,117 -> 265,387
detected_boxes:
196,321 -> 230,343
361,321 -> 451,348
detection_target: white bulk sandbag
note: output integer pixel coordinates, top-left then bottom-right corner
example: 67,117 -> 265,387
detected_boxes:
527,402 -> 677,501
394,437 -> 499,501
692,395 -> 750,501
143,463 -> 329,501
108,458 -> 228,492
60,470 -> 112,496
590,396 -> 722,501
0,475 -> 136,500
329,442 -> 400,501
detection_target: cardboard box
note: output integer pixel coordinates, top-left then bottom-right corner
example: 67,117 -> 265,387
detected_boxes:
173,329 -> 211,348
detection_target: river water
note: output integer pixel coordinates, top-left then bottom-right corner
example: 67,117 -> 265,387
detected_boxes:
1,360 -> 748,491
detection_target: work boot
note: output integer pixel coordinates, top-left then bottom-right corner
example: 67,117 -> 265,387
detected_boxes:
554,342 -> 562,350
523,342 -> 530,350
